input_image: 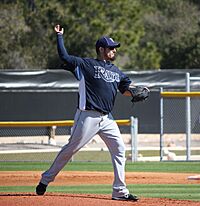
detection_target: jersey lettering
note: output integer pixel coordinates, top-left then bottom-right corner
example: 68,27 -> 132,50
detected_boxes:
94,66 -> 120,82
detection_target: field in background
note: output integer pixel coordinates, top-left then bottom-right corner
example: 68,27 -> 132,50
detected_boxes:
1,133 -> 200,162
0,161 -> 200,173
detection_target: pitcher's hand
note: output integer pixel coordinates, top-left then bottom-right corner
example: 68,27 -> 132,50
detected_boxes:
54,25 -> 64,34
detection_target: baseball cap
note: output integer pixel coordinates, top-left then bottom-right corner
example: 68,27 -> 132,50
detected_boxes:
95,36 -> 120,49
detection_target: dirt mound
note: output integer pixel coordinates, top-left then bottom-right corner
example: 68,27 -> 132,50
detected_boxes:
0,193 -> 200,206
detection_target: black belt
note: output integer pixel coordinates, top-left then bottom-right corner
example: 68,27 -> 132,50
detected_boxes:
100,111 -> 109,115
82,108 -> 109,115
95,109 -> 109,115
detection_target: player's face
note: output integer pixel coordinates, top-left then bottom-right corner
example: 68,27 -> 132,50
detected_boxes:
104,47 -> 117,61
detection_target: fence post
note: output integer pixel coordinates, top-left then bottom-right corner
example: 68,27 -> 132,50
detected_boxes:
186,73 -> 191,161
160,87 -> 164,161
48,125 -> 57,145
130,116 -> 138,162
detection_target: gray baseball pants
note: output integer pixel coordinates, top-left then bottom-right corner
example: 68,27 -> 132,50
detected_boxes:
40,109 -> 129,198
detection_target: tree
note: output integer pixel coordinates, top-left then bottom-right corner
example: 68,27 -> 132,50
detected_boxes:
0,0 -> 162,70
0,2 -> 29,69
141,0 -> 200,69
1,0 -> 199,70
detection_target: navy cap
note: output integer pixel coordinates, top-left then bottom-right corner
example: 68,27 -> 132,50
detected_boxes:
96,36 -> 120,49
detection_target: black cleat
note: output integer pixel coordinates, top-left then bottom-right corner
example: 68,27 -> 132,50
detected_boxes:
112,193 -> 139,201
36,182 -> 47,195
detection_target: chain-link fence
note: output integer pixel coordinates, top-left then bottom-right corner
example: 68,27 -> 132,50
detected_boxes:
0,126 -> 68,162
160,93 -> 200,161
0,120 -> 137,162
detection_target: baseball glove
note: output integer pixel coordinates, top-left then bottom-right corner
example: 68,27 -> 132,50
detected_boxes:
128,86 -> 150,103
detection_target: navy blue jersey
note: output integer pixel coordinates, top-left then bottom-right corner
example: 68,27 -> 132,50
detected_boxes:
57,34 -> 131,113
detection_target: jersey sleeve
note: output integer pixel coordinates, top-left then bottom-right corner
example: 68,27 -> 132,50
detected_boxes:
57,34 -> 84,72
118,73 -> 131,94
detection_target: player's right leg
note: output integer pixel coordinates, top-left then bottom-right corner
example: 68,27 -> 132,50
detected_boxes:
36,109 -> 102,195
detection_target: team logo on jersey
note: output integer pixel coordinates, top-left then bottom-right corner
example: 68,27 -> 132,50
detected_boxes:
94,66 -> 120,82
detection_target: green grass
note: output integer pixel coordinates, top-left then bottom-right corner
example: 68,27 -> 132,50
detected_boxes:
0,161 -> 199,173
0,150 -> 199,162
0,184 -> 199,201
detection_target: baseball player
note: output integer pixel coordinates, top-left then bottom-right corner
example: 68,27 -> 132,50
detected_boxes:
36,25 -> 149,201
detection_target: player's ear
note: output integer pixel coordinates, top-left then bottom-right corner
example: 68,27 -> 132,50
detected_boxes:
99,47 -> 104,53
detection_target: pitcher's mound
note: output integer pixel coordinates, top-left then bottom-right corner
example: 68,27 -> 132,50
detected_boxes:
0,193 -> 199,206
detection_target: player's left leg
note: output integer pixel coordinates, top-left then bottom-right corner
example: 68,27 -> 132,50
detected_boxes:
98,114 -> 137,200
98,114 -> 138,201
